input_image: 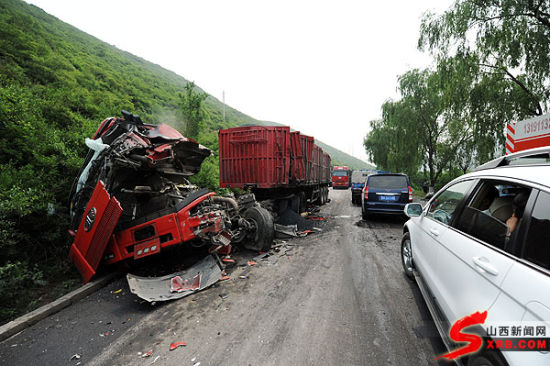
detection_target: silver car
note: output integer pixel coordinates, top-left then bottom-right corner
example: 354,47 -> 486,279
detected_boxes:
402,147 -> 550,366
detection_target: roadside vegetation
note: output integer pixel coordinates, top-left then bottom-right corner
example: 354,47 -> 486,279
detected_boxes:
0,0 -> 234,322
364,0 -> 550,190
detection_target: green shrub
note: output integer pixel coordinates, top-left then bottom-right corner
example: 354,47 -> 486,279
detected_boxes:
0,261 -> 43,320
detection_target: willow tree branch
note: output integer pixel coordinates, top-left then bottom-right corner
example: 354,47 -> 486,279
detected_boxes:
479,63 -> 543,116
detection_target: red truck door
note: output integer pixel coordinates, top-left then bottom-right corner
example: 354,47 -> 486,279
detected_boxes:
69,181 -> 123,283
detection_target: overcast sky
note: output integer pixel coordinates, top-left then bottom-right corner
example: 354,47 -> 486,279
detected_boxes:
26,0 -> 452,162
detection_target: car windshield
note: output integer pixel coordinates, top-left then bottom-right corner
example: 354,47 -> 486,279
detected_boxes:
333,170 -> 348,177
368,175 -> 407,189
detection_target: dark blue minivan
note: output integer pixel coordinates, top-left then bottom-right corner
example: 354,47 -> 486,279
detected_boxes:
361,173 -> 413,219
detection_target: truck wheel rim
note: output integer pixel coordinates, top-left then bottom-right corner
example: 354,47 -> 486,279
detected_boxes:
402,239 -> 413,272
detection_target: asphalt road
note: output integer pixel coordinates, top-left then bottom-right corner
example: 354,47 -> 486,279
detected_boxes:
0,188 -> 453,366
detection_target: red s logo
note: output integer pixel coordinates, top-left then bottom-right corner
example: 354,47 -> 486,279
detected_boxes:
436,310 -> 488,360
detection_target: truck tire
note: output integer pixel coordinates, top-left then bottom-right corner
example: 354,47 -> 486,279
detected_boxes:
315,187 -> 323,205
243,206 -> 274,252
324,186 -> 329,203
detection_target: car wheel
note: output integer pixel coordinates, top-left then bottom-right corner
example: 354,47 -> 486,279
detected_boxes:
401,232 -> 414,279
243,206 -> 274,252
468,351 -> 507,366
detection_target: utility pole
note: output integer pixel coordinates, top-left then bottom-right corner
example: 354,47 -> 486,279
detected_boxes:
222,90 -> 226,123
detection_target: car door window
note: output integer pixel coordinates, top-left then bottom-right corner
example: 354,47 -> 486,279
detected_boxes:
523,191 -> 550,271
427,180 -> 474,225
454,180 -> 532,250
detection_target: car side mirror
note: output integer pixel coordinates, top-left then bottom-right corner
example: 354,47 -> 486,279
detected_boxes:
404,203 -> 423,217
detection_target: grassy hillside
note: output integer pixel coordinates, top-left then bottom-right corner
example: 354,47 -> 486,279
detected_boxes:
0,0 -> 370,322
314,140 -> 374,170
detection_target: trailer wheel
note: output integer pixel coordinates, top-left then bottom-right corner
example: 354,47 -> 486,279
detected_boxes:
315,187 -> 323,205
323,186 -> 329,204
243,206 -> 274,252
320,187 -> 326,205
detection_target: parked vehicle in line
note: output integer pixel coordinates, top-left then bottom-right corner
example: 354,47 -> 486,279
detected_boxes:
332,165 -> 351,189
361,173 -> 413,219
401,147 -> 550,366
351,170 -> 370,204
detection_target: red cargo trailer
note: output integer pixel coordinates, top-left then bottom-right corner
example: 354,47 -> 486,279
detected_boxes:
219,126 -> 331,209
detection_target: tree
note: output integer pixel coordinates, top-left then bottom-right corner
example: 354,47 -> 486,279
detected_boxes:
363,101 -> 424,177
178,82 -> 207,140
364,68 -> 475,188
419,0 -> 550,116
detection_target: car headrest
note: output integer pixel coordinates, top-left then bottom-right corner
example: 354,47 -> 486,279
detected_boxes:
489,196 -> 513,222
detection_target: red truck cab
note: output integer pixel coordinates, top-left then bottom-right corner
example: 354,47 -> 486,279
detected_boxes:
332,166 -> 351,189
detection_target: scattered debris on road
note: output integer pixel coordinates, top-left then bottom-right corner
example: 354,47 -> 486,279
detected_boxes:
277,208 -> 316,231
140,350 -> 153,358
169,341 -> 187,351
306,215 -> 329,221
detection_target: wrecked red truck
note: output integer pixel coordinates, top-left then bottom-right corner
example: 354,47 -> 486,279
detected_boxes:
68,111 -> 274,283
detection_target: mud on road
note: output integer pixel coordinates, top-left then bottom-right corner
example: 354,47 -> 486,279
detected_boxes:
1,188 -> 452,366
